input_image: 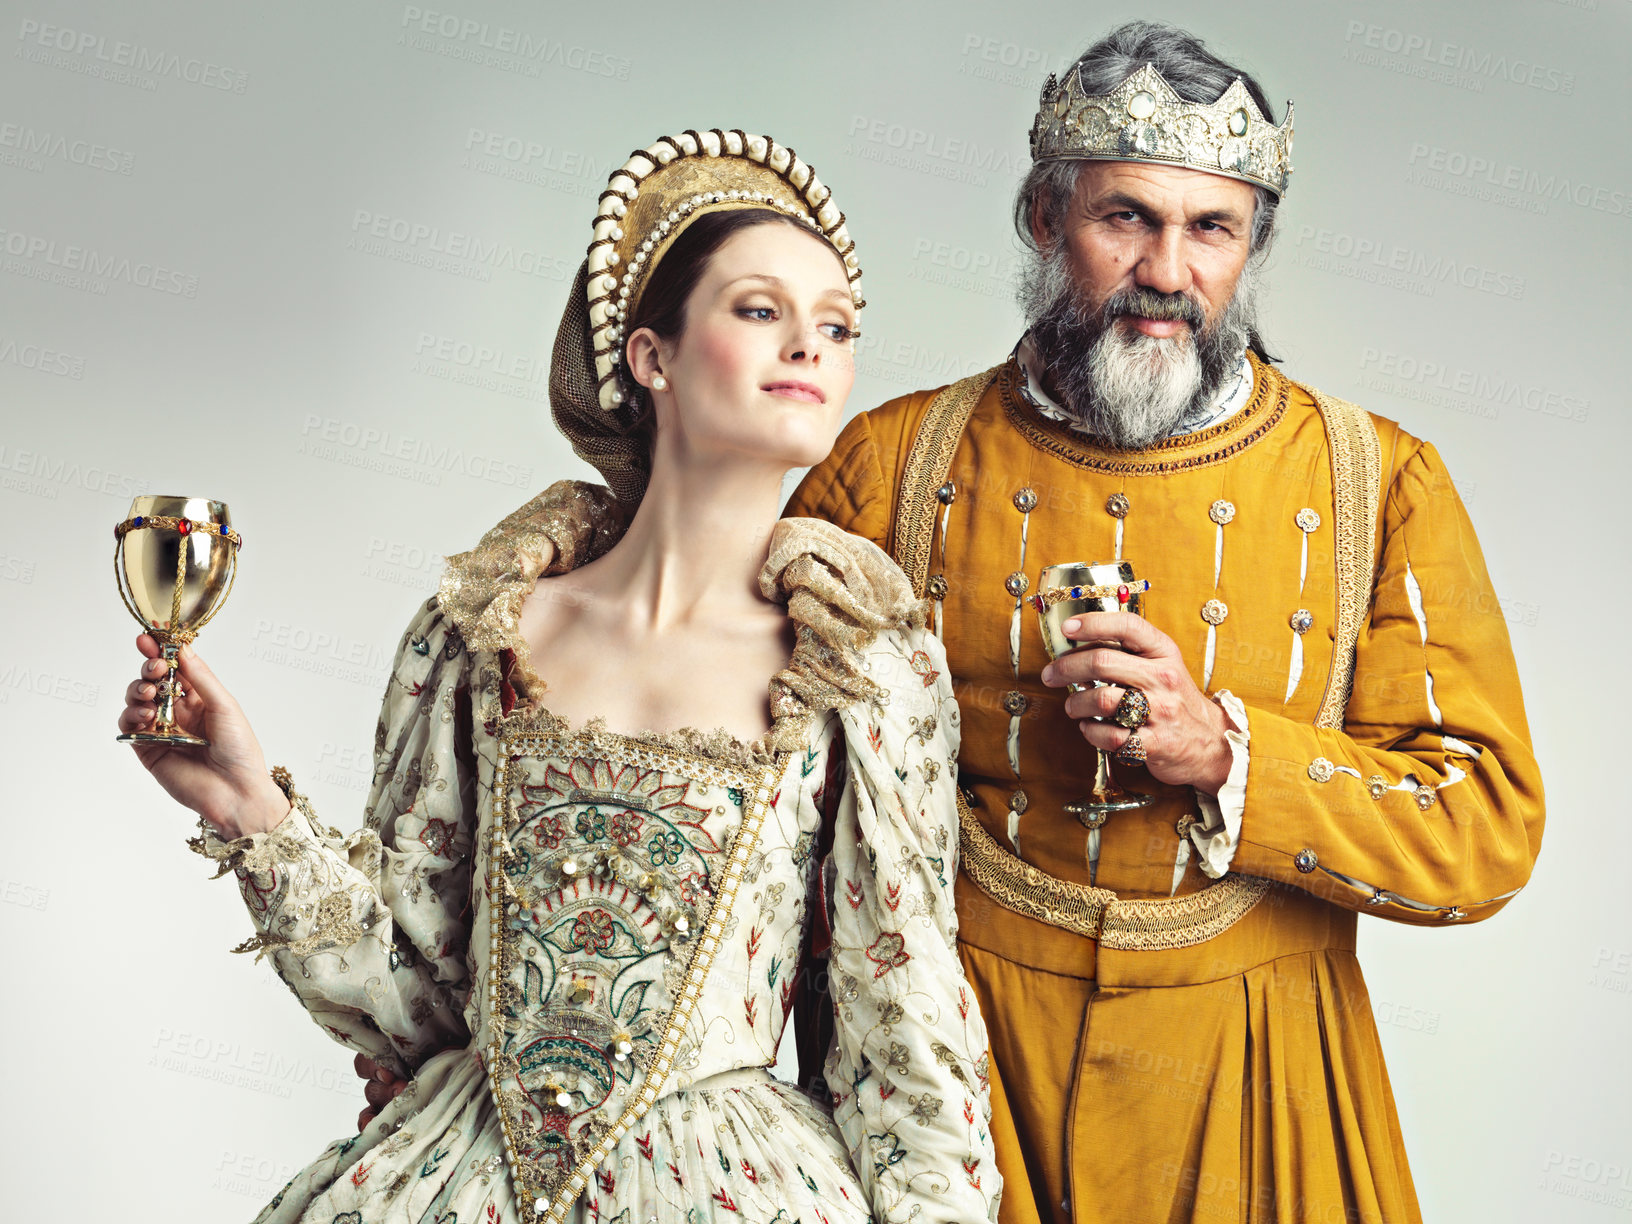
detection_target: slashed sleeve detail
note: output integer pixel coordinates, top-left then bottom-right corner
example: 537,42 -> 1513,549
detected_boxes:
825,624 -> 1002,1224
1230,439 -> 1545,924
192,598 -> 477,1075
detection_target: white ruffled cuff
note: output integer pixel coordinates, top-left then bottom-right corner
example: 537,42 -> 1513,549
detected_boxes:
1190,690 -> 1250,879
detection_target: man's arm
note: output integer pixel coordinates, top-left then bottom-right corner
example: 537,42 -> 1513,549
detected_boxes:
1225,437 -> 1544,922
1052,438 -> 1542,924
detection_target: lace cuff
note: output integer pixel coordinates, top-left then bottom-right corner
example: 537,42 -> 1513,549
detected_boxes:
185,765 -> 303,879
1190,691 -> 1250,879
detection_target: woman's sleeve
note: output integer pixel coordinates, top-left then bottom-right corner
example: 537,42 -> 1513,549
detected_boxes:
194,598 -> 476,1077
825,625 -> 1002,1224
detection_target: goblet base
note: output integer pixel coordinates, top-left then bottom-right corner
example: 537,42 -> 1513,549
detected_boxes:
117,728 -> 209,747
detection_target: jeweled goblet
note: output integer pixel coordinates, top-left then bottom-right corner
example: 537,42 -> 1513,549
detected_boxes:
1033,561 -> 1154,866
114,495 -> 240,747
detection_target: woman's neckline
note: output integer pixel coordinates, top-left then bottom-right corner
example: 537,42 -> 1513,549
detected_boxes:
497,598 -> 796,768
440,502 -> 911,770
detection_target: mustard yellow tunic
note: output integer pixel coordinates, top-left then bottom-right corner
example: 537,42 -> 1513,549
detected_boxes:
784,354 -> 1544,1224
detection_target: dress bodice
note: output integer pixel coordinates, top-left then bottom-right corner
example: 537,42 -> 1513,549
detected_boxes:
199,499 -> 1001,1224
469,707 -> 836,1209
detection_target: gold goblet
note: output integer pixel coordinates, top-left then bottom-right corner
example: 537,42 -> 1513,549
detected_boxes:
114,495 -> 241,747
1033,561 -> 1154,878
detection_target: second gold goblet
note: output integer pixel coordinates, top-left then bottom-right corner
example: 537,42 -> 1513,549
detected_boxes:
1033,560 -> 1154,877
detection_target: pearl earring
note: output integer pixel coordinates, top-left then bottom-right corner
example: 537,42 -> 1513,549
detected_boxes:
650,373 -> 668,392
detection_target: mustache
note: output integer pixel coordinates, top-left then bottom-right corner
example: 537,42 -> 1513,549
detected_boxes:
1099,287 -> 1205,328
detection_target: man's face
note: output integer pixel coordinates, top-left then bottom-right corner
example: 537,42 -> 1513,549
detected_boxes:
1040,160 -> 1257,335
1020,159 -> 1263,449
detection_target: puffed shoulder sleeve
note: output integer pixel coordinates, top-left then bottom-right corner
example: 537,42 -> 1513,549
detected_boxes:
826,624 -> 1002,1223
194,598 -> 476,1076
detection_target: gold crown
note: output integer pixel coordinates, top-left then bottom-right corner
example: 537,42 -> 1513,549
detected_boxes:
1030,63 -> 1294,197
586,129 -> 863,412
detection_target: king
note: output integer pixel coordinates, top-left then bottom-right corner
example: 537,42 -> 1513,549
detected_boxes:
375,20 -> 1546,1221
784,20 -> 1543,1224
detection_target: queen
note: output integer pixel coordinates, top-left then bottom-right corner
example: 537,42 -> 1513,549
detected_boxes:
119,130 -> 1000,1223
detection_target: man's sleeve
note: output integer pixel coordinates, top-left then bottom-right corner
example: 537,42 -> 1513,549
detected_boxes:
784,410 -> 893,550
1228,439 -> 1545,925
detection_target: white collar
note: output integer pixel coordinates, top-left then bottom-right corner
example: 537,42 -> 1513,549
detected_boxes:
1012,331 -> 1253,439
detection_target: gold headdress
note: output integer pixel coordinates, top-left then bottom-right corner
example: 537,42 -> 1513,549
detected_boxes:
1030,62 -> 1294,197
549,129 -> 863,505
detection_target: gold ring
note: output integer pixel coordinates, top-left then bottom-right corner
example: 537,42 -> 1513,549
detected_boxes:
1113,687 -> 1149,729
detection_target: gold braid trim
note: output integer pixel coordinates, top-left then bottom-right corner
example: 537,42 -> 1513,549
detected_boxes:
957,792 -> 1271,949
892,366 -> 1001,596
1304,386 -> 1381,730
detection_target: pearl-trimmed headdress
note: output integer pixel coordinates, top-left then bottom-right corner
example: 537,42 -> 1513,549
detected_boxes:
585,129 -> 864,413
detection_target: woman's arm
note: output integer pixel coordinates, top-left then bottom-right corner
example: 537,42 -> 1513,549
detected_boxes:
126,599 -> 478,1078
826,625 -> 1002,1224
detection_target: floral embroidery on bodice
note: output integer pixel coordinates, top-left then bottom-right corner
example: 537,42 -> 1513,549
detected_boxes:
198,495 -> 1000,1224
470,682 -> 840,1219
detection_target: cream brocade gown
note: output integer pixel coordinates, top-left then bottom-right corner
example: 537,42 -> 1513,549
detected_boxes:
195,495 -> 1000,1224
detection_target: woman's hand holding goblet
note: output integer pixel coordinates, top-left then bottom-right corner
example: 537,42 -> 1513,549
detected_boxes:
118,634 -> 291,839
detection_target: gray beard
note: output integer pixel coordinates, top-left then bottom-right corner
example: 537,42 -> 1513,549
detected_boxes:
1019,243 -> 1259,450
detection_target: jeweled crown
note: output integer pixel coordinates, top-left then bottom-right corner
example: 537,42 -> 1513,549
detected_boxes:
1030,62 -> 1294,197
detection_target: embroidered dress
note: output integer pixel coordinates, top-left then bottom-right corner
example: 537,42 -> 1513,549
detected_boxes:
197,502 -> 999,1224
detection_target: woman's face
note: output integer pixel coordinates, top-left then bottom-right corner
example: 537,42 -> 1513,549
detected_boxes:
632,220 -> 858,472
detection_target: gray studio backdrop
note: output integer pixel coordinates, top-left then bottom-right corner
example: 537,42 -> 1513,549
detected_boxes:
1,0 -> 1626,1218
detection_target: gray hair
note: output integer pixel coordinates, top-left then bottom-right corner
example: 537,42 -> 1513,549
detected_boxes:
1013,22 -> 1283,259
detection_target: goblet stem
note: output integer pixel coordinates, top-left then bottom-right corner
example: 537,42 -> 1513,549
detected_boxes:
153,641 -> 183,738
1086,746 -> 1148,809
118,633 -> 209,747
